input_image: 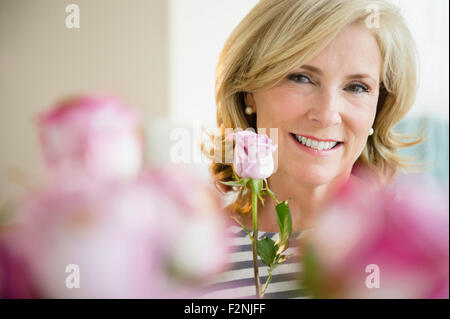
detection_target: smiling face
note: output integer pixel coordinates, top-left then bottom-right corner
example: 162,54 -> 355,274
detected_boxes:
246,23 -> 381,186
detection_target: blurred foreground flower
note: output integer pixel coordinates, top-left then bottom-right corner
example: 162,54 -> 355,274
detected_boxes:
1,94 -> 232,298
300,173 -> 449,299
0,166 -> 232,298
37,94 -> 143,180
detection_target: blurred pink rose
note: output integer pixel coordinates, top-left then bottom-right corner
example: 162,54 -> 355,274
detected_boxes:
300,173 -> 449,299
0,236 -> 39,298
37,94 -> 143,180
0,166 -> 232,298
228,131 -> 278,179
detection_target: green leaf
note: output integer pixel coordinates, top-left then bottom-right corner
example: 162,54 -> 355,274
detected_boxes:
268,254 -> 295,275
219,178 -> 250,188
219,181 -> 242,187
275,201 -> 292,255
257,236 -> 277,266
269,263 -> 280,273
231,164 -> 239,180
276,254 -> 294,264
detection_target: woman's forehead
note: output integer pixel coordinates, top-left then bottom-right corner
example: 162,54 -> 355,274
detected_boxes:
302,23 -> 382,79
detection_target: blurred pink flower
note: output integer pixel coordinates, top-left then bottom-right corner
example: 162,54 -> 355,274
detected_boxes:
228,131 -> 278,179
37,94 -> 143,180
300,173 -> 449,299
0,166 -> 232,298
0,237 -> 39,298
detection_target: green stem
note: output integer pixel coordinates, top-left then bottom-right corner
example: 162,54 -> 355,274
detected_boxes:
230,216 -> 252,240
266,189 -> 279,205
264,179 -> 280,205
261,270 -> 273,297
251,188 -> 261,298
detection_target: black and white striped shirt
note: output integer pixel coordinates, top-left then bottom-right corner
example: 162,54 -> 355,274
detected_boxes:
199,225 -> 311,299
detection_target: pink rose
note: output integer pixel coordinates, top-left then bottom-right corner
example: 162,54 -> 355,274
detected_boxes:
0,166 -> 232,298
37,94 -> 143,180
301,173 -> 449,299
228,131 -> 278,179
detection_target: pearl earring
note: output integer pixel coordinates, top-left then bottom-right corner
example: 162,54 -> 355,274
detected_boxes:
245,106 -> 254,115
369,128 -> 374,136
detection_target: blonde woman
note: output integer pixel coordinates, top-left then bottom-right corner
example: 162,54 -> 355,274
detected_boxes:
203,0 -> 421,298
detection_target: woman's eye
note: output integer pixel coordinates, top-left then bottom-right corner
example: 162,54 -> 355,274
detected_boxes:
288,73 -> 311,84
346,82 -> 370,94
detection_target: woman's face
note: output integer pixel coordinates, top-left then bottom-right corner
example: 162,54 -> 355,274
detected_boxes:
246,23 -> 381,186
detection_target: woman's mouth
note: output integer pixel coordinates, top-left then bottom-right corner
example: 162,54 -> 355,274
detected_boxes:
289,132 -> 343,155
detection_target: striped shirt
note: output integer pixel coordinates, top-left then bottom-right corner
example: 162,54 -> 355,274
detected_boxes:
199,225 -> 311,299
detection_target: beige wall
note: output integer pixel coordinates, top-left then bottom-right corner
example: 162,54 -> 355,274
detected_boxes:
0,0 -> 169,185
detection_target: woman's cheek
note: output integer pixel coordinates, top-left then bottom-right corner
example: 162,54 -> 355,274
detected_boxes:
267,86 -> 310,115
344,110 -> 374,158
257,99 -> 298,128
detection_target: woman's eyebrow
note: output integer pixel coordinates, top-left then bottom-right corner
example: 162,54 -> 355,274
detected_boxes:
299,64 -> 377,83
299,64 -> 323,75
343,73 -> 377,83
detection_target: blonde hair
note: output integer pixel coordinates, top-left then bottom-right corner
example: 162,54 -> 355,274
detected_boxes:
206,0 -> 423,216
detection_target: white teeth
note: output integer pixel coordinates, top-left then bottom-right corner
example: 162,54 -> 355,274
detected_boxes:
306,138 -> 312,147
328,141 -> 338,149
294,134 -> 339,151
318,141 -> 324,150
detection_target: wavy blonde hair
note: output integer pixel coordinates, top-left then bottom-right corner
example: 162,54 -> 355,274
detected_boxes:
206,0 -> 423,216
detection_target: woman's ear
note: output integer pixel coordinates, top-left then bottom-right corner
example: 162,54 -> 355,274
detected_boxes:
245,93 -> 256,113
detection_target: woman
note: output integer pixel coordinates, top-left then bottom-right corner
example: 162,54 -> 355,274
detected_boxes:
203,0 -> 421,298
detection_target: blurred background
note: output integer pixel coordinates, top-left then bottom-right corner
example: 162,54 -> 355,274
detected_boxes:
0,0 -> 449,192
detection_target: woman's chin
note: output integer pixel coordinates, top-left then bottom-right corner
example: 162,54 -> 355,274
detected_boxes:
294,167 -> 336,186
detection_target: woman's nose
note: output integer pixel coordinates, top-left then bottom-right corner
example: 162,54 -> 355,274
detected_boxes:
307,89 -> 342,127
